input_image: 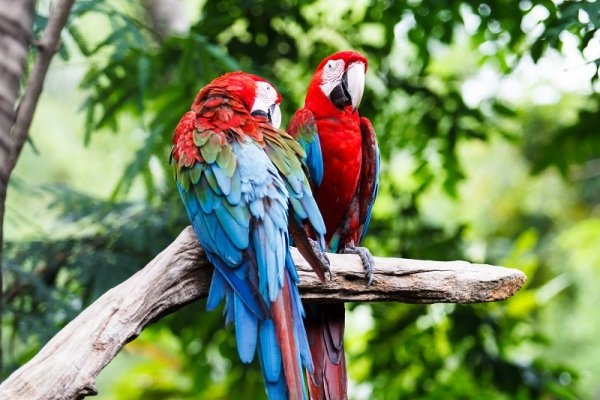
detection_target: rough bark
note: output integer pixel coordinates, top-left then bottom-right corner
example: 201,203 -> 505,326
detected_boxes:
0,226 -> 526,400
0,1 -> 34,143
0,0 -> 36,379
0,0 -> 75,380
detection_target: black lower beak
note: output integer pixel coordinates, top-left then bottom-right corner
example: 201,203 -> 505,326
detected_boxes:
251,109 -> 270,120
330,72 -> 352,109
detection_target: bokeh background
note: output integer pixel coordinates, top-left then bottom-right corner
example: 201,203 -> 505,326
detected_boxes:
4,0 -> 600,398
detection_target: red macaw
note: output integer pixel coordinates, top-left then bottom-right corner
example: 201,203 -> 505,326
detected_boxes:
170,71 -> 328,399
288,51 -> 380,400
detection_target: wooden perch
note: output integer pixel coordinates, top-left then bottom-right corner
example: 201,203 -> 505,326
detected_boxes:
0,226 -> 526,400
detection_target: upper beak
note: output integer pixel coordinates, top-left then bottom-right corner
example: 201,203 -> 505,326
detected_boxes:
269,103 -> 281,129
329,62 -> 365,111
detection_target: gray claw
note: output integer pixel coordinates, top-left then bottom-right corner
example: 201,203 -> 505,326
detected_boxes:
309,238 -> 332,280
342,245 -> 374,287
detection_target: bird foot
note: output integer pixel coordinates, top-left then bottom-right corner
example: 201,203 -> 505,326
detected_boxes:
342,245 -> 374,287
309,238 -> 332,280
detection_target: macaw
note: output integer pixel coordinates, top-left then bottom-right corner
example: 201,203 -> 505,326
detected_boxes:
287,51 -> 380,400
170,71 -> 329,399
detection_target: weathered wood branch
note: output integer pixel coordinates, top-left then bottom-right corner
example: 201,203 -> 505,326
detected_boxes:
0,226 -> 526,400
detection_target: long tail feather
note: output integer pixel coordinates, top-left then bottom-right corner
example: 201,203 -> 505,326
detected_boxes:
272,275 -> 305,399
305,304 -> 348,400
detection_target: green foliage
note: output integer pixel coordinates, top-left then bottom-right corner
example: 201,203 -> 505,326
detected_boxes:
532,1 -> 600,77
3,185 -> 184,373
4,0 -> 600,398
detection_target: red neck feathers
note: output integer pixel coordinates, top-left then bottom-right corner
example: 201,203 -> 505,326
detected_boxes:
302,70 -> 364,243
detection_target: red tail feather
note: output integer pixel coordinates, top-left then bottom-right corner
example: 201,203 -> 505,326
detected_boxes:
272,278 -> 304,399
305,304 -> 348,400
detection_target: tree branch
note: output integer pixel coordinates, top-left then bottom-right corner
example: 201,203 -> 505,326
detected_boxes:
0,226 -> 526,400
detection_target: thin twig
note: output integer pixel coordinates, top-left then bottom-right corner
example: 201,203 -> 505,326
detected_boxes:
8,0 -> 76,174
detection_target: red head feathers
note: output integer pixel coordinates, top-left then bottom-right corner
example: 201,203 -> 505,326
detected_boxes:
191,71 -> 282,128
172,71 -> 283,167
306,51 -> 368,114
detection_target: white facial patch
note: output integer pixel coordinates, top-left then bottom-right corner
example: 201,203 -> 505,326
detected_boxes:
251,81 -> 282,128
254,81 -> 278,107
319,59 -> 345,97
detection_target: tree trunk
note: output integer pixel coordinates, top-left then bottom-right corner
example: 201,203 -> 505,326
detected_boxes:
0,0 -> 36,379
0,0 -> 76,380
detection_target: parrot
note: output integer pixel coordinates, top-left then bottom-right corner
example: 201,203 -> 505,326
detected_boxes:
170,71 -> 329,399
287,51 -> 380,400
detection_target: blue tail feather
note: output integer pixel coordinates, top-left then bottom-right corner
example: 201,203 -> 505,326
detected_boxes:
255,275 -> 312,400
258,319 -> 283,382
207,269 -> 227,311
258,345 -> 288,400
207,257 -> 267,320
234,294 -> 259,363
287,273 -> 313,372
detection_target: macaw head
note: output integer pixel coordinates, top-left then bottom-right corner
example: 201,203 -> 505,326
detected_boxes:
247,74 -> 282,129
308,51 -> 368,112
193,71 -> 282,129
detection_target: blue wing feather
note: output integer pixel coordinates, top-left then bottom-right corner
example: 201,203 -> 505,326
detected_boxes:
227,167 -> 242,205
285,108 -> 327,246
203,167 -> 222,195
175,116 -> 313,398
211,163 -> 232,196
302,133 -> 324,186
300,188 -> 326,236
214,202 -> 250,250
284,247 -> 299,282
288,108 -> 324,187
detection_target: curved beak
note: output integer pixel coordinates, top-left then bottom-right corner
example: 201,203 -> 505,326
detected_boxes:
269,103 -> 281,129
330,61 -> 365,111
